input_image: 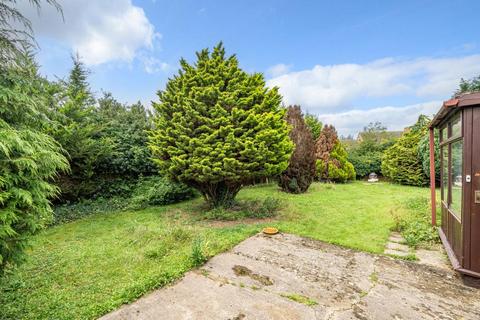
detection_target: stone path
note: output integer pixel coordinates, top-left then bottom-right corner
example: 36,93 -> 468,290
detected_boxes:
101,233 -> 480,320
383,232 -> 412,257
384,232 -> 450,270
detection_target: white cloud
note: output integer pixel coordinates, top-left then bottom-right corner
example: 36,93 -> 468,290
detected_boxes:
267,63 -> 291,77
318,100 -> 441,137
140,55 -> 171,74
21,0 -> 163,66
267,55 -> 480,112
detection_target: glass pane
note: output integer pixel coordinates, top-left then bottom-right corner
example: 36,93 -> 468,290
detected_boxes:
450,140 -> 463,220
441,127 -> 447,142
451,113 -> 462,138
441,146 -> 448,201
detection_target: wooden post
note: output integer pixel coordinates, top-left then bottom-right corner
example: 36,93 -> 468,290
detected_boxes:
429,127 -> 437,226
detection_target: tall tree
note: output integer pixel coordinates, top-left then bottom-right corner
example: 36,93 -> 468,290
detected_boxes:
315,124 -> 338,180
381,115 -> 430,186
315,124 -> 355,182
149,43 -> 293,207
0,52 -> 68,273
279,105 -> 316,193
52,56 -> 113,200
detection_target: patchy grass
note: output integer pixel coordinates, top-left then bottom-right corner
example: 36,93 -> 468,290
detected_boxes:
280,293 -> 318,306
0,182 -> 430,319
241,182 -> 430,253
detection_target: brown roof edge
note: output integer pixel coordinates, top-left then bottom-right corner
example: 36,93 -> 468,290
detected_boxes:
443,98 -> 459,107
430,92 -> 480,128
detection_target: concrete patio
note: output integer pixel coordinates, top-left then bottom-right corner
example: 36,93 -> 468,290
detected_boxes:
101,233 -> 480,320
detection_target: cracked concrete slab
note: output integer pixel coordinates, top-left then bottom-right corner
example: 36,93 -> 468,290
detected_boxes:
100,233 -> 480,320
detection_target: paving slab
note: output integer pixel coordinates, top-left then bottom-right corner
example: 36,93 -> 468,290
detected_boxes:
383,248 -> 411,257
387,233 -> 404,244
385,242 -> 410,252
100,233 -> 480,320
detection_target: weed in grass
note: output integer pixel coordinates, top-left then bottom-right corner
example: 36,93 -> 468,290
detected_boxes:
191,238 -> 207,267
280,293 -> 318,306
388,253 -> 418,261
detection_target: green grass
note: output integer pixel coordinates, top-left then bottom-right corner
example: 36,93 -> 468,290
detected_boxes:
0,181 -> 429,320
280,293 -> 318,306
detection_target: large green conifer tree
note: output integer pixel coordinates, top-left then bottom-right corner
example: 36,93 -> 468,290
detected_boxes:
149,43 -> 293,207
381,115 -> 430,186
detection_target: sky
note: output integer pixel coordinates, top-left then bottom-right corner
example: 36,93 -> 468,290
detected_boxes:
20,0 -> 480,136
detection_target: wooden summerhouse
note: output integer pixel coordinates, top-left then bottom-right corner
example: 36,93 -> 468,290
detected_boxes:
429,92 -> 480,277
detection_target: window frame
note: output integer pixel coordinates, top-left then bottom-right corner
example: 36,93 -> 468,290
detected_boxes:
439,110 -> 464,222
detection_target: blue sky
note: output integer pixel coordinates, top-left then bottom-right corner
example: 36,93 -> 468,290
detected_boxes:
24,0 -> 480,135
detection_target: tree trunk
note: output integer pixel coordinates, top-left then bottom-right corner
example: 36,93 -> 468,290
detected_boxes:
192,181 -> 242,208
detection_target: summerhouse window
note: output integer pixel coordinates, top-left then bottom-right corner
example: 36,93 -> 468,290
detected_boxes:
440,111 -> 463,222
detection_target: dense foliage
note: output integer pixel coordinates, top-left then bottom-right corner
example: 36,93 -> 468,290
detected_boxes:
381,115 -> 430,186
50,56 -> 115,200
279,106 -> 316,193
52,176 -> 195,224
315,125 -> 355,182
418,131 -> 440,183
0,54 -> 68,273
149,43 -> 293,207
95,93 -> 156,176
38,57 -> 157,201
318,142 -> 356,183
348,122 -> 397,178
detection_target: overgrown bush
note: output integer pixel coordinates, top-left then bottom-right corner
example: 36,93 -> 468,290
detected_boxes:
130,176 -> 195,207
53,176 -> 195,224
148,43 -> 293,208
48,59 -> 156,203
381,116 -> 430,186
279,105 -> 316,193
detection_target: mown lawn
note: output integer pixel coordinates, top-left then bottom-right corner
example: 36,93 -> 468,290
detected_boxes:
0,182 -> 429,320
